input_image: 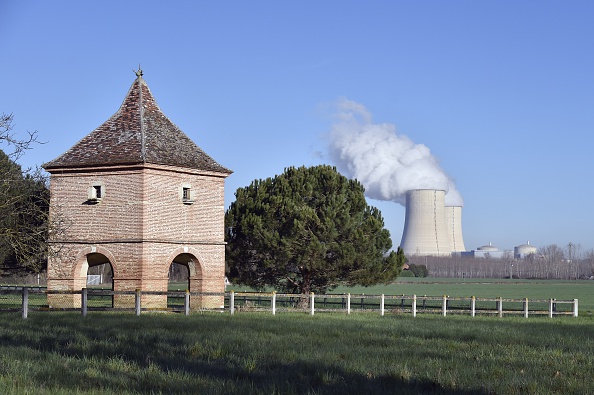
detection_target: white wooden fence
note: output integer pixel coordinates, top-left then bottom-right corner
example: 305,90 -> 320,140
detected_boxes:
0,286 -> 580,319
228,291 -> 579,318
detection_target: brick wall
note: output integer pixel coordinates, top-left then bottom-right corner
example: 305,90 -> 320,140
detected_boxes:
47,163 -> 228,309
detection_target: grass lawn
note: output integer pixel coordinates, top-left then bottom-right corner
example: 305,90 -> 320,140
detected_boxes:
0,312 -> 592,394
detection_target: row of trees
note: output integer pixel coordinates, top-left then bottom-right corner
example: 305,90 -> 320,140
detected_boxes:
408,244 -> 594,280
534,243 -> 594,280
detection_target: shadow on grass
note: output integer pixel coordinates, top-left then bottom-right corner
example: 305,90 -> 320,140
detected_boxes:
0,313 -> 495,395
25,356 -> 485,395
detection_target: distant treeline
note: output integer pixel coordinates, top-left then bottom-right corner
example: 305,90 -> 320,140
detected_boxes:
408,244 -> 594,279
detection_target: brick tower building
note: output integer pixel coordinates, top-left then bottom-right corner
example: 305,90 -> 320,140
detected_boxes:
43,71 -> 232,309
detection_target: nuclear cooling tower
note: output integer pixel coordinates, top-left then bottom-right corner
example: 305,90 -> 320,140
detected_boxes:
400,189 -> 452,256
445,206 -> 466,252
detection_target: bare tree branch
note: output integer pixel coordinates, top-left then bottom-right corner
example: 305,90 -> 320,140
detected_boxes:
0,115 -> 59,274
1,113 -> 44,161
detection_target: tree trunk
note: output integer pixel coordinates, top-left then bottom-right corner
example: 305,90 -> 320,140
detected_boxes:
297,269 -> 311,310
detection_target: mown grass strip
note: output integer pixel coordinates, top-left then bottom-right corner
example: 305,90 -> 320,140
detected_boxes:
0,312 -> 592,394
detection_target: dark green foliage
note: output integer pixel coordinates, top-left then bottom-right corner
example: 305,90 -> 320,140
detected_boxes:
0,113 -> 48,274
0,149 -> 49,274
225,165 -> 404,295
399,269 -> 415,277
408,263 -> 429,278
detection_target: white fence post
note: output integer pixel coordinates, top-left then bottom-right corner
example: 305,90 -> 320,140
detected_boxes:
272,291 -> 276,315
347,293 -> 351,315
497,296 -> 503,317
135,289 -> 141,316
230,291 -> 235,315
184,290 -> 190,316
23,289 -> 576,318
21,287 -> 28,319
81,288 -> 88,317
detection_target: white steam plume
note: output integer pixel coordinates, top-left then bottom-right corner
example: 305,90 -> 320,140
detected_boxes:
327,98 -> 463,207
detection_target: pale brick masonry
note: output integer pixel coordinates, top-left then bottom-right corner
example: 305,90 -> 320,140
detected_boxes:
43,71 -> 232,309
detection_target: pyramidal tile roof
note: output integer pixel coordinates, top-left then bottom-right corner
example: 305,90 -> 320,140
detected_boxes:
44,72 -> 232,175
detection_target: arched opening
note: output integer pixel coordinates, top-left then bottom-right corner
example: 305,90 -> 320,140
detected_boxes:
85,253 -> 114,307
86,253 -> 114,288
167,253 -> 197,309
168,262 -> 190,291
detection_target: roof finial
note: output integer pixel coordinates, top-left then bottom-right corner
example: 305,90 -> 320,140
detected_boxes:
133,64 -> 143,78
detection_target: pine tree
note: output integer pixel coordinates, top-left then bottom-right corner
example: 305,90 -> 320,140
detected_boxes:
225,165 -> 404,298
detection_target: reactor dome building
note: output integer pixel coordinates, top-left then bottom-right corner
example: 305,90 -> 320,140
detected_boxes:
514,242 -> 537,258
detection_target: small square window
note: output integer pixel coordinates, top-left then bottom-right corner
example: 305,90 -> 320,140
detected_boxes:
181,185 -> 194,204
93,185 -> 102,199
88,183 -> 104,202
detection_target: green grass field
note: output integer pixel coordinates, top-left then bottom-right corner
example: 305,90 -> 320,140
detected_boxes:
0,312 -> 592,394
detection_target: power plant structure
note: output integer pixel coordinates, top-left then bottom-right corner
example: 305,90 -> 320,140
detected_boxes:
400,189 -> 454,256
514,242 -> 537,258
445,205 -> 466,252
399,189 -> 537,259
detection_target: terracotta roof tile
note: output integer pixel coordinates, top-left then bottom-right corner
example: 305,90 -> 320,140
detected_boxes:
43,76 -> 232,175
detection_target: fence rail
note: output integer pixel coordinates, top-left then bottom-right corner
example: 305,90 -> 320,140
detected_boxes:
0,286 -> 580,319
228,291 -> 578,318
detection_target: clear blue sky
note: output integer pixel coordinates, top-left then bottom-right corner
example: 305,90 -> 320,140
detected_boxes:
1,1 -> 593,253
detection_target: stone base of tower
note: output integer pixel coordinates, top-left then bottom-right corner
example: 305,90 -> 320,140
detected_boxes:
47,277 -> 86,309
112,278 -> 142,309
46,277 -> 226,311
138,277 -> 168,309
190,276 -> 225,309
45,240 -> 227,311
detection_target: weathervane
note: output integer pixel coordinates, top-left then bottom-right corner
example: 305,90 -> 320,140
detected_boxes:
133,64 -> 143,78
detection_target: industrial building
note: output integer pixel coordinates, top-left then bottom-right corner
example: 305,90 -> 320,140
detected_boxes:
445,205 -> 465,252
514,242 -> 537,258
399,188 -> 535,258
460,243 -> 507,259
400,189 -> 453,256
